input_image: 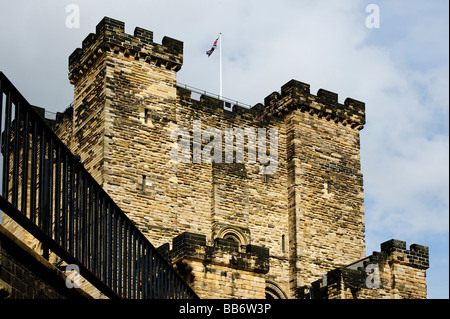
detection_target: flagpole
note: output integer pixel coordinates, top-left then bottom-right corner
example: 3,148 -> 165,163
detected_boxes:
219,33 -> 223,100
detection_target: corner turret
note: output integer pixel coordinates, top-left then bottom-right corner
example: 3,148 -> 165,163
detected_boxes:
69,16 -> 183,85
261,79 -> 365,130
304,239 -> 429,299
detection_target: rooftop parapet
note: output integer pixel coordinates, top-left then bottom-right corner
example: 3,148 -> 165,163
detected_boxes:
380,239 -> 429,269
303,239 -> 429,299
346,239 -> 429,272
69,17 -> 183,84
169,232 -> 269,274
176,80 -> 365,131
262,79 -> 366,130
176,85 -> 266,123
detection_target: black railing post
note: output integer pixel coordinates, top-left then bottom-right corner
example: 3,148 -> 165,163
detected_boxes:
2,90 -> 12,200
21,107 -> 30,217
12,101 -> 21,208
29,118 -> 38,224
54,146 -> 61,247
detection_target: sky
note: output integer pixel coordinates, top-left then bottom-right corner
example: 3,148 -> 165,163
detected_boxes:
0,0 -> 448,299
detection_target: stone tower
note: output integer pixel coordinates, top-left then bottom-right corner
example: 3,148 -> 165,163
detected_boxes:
260,81 -> 366,293
53,17 -> 428,299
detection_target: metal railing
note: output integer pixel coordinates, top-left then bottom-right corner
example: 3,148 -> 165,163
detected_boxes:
176,82 -> 252,109
0,72 -> 198,299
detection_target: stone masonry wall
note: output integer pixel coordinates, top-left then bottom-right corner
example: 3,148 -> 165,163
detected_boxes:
168,232 -> 268,299
287,106 -> 365,288
174,91 -> 291,297
66,17 -> 293,298
58,17 -> 429,299
0,226 -> 89,299
261,80 -> 366,294
69,45 -> 107,185
306,239 -> 429,299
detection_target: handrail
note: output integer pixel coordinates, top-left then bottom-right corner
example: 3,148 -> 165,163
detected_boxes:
176,82 -> 252,109
0,72 -> 198,299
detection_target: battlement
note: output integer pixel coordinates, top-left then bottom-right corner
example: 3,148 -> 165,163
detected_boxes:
379,239 -> 429,269
69,17 -> 183,84
303,239 -> 429,299
261,79 -> 366,130
177,80 -> 365,130
176,86 -> 262,119
168,232 -> 270,274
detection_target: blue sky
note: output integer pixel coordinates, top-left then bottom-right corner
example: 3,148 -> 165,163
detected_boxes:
0,0 -> 448,298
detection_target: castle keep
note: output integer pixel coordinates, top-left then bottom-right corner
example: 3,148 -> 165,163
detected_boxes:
0,17 -> 429,299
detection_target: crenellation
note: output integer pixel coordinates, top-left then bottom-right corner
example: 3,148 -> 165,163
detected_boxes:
380,238 -> 407,253
162,36 -> 184,55
133,27 -> 154,44
260,80 -> 365,130
95,16 -> 125,34
317,88 -> 338,105
306,239 -> 429,299
82,33 -> 98,50
197,95 -> 224,110
281,79 -> 311,97
214,238 -> 240,251
170,231 -> 270,277
69,17 -> 183,85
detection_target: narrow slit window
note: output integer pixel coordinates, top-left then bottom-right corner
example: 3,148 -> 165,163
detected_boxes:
142,175 -> 146,192
144,109 -> 150,124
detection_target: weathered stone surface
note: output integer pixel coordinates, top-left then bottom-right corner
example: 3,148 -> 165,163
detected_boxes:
48,17 -> 428,299
306,239 -> 429,299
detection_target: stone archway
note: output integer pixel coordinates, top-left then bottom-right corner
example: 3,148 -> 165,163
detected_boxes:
265,280 -> 287,299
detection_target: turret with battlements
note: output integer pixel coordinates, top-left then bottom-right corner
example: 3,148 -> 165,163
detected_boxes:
69,17 -> 183,85
304,239 -> 429,299
260,79 -> 365,130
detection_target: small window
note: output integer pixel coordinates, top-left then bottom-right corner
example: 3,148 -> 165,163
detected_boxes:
142,175 -> 147,192
262,164 -> 271,183
217,226 -> 248,247
144,109 -> 150,124
141,175 -> 152,193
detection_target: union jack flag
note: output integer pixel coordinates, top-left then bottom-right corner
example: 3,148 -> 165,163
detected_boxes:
206,36 -> 219,57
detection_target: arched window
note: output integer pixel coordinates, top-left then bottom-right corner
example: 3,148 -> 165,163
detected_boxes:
217,226 -> 248,247
223,232 -> 240,243
265,281 -> 287,299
